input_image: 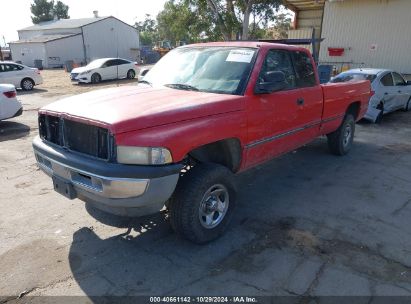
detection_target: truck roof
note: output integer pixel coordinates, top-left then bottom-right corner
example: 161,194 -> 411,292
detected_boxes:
182,41 -> 309,52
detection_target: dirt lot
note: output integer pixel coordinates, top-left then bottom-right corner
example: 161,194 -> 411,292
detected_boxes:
1,70 -> 411,301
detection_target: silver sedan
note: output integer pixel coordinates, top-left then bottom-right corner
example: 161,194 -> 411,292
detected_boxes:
331,68 -> 411,123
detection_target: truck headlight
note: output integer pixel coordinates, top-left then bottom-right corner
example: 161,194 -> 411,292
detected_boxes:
116,146 -> 173,165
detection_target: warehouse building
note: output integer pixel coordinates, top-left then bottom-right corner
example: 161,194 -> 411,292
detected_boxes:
284,0 -> 411,74
319,0 -> 411,74
9,15 -> 140,68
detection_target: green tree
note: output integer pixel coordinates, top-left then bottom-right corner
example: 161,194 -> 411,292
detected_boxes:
135,14 -> 158,45
53,1 -> 69,20
30,0 -> 69,24
206,0 -> 283,40
31,0 -> 54,24
156,0 -> 223,43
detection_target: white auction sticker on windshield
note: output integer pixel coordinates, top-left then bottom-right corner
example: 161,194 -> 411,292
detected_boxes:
226,49 -> 255,63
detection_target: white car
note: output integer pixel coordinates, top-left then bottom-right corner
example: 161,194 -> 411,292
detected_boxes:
0,84 -> 22,120
331,68 -> 411,123
70,58 -> 138,84
0,61 -> 43,91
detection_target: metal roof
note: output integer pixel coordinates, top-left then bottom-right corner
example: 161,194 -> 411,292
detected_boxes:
9,33 -> 80,44
19,17 -> 108,31
283,0 -> 325,11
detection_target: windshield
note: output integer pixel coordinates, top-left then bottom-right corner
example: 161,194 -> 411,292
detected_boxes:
143,47 -> 257,95
86,59 -> 108,69
330,73 -> 377,83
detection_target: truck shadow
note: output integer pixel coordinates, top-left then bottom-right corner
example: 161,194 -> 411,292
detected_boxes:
0,121 -> 30,142
67,137 -> 410,298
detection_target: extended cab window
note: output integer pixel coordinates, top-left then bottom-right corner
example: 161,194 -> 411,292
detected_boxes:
291,51 -> 316,88
393,72 -> 406,86
258,49 -> 296,89
380,73 -> 393,86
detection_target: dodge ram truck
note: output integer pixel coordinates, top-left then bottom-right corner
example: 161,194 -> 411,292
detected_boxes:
33,42 -> 371,243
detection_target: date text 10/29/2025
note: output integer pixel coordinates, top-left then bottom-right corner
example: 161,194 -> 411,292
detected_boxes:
150,297 -> 258,303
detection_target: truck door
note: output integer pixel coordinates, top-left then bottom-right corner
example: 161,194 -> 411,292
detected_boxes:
246,49 -> 322,167
289,50 -> 324,142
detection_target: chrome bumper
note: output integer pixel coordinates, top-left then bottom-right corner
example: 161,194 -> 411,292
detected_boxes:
33,136 -> 181,216
35,151 -> 149,199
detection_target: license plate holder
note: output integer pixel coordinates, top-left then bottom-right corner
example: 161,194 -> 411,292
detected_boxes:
52,175 -> 77,199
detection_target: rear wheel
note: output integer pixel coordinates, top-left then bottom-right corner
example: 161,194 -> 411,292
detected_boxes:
21,78 -> 34,91
168,163 -> 236,244
127,69 -> 136,79
327,114 -> 355,156
91,73 -> 101,84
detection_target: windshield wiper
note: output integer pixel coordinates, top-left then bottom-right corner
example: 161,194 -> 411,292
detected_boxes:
164,83 -> 199,91
138,80 -> 152,86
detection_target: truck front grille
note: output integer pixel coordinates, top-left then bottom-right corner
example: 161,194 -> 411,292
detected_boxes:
38,114 -> 111,160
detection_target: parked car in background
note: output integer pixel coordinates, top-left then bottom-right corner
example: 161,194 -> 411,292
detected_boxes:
0,61 -> 43,91
331,68 -> 411,123
0,84 -> 22,120
70,58 -> 138,84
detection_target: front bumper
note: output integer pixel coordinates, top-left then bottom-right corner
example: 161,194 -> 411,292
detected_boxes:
33,136 -> 182,216
363,106 -> 382,123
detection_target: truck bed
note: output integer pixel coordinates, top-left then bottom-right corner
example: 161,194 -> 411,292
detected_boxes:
320,80 -> 371,134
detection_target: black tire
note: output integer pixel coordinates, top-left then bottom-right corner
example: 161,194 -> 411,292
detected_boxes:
375,103 -> 384,123
91,73 -> 101,84
404,97 -> 411,112
375,111 -> 383,124
168,163 -> 236,244
327,114 -> 355,156
127,69 -> 136,79
21,78 -> 34,91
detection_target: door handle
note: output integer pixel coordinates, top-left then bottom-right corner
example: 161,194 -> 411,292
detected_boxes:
398,91 -> 402,93
296,98 -> 304,106
384,92 -> 388,95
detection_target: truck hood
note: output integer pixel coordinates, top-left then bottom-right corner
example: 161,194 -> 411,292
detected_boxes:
40,85 -> 244,134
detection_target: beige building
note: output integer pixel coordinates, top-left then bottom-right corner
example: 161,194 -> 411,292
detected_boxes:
319,0 -> 411,74
283,0 -> 411,74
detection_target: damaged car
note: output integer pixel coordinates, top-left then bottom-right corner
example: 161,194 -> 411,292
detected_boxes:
331,68 -> 411,123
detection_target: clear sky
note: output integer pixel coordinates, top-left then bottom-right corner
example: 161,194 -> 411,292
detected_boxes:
0,0 -> 167,46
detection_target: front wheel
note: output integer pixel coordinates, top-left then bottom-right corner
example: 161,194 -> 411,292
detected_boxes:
327,114 -> 355,156
168,163 -> 236,244
90,73 -> 101,84
404,97 -> 411,112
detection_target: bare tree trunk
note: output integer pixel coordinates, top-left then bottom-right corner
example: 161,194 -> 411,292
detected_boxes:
241,0 -> 253,40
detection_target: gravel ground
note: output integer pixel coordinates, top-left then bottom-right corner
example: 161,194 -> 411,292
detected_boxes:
1,72 -> 411,302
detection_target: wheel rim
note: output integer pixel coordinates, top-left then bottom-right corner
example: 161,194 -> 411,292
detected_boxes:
23,80 -> 33,90
198,184 -> 229,229
343,124 -> 352,147
92,74 -> 100,83
128,71 -> 135,78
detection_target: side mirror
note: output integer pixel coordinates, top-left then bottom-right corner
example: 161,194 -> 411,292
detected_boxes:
407,80 -> 411,86
255,71 -> 287,94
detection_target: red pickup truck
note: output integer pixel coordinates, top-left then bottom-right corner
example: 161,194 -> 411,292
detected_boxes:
33,42 -> 370,243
